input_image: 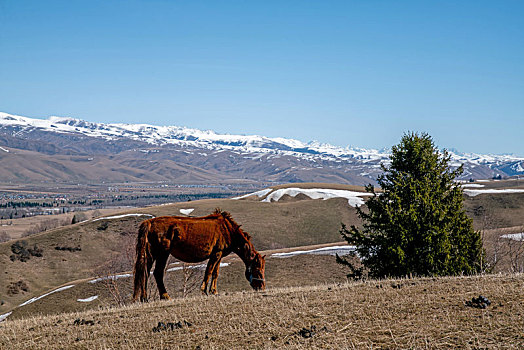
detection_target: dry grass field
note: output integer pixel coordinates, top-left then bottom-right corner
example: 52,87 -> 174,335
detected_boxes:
1,273 -> 523,349
5,247 -> 350,320
0,182 -> 367,310
1,180 -> 524,349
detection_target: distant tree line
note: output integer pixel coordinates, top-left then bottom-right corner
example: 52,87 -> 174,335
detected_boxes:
110,193 -> 235,203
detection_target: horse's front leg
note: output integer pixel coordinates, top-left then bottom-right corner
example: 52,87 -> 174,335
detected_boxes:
209,254 -> 223,295
201,251 -> 222,295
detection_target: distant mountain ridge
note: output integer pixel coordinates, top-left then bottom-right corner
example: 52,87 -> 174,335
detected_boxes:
0,112 -> 522,184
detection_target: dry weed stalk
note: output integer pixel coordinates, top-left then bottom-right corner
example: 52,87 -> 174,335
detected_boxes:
181,262 -> 200,297
93,233 -> 135,305
505,229 -> 524,273
0,230 -> 10,242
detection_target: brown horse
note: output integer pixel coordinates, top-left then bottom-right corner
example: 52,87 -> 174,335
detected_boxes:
133,209 -> 265,301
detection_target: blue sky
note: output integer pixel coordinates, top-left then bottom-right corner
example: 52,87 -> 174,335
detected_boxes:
1,1 -> 523,155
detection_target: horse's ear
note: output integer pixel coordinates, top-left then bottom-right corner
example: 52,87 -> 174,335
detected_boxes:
262,255 -> 266,259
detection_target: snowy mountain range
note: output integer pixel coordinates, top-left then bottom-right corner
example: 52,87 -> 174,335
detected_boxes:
0,112 -> 522,184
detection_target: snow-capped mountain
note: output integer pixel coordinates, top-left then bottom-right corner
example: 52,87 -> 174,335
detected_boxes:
0,112 -> 522,184
0,112 -> 387,162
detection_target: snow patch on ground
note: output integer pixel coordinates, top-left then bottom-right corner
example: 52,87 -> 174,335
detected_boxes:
501,233 -> 524,241
92,213 -> 154,221
166,262 -> 229,272
88,273 -> 132,284
272,245 -> 356,258
19,285 -> 75,307
232,188 -> 273,200
77,295 -> 99,303
179,208 -> 195,216
463,189 -> 524,197
461,184 -> 485,188
261,188 -> 371,207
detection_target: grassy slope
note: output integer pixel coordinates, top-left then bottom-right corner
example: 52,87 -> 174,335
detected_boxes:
1,180 -> 523,319
0,186 -> 360,312
464,192 -> 524,230
6,250 -> 349,320
1,274 -> 523,349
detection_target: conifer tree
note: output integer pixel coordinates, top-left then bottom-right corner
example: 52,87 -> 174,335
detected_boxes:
337,132 -> 483,278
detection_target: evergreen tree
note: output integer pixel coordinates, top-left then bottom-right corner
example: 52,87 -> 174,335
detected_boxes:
337,132 -> 483,278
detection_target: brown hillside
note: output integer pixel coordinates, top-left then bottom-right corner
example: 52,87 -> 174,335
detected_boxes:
1,181 -> 524,322
0,188 -> 361,313
0,274 -> 523,349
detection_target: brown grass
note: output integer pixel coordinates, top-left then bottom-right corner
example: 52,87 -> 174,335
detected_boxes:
1,208 -> 124,241
1,274 -> 523,349
465,192 -> 524,230
5,250 -> 349,320
2,182 -> 524,316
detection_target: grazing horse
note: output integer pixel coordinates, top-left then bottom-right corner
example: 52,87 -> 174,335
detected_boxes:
133,209 -> 266,301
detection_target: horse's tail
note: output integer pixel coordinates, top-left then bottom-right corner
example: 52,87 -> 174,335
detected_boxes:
133,220 -> 152,302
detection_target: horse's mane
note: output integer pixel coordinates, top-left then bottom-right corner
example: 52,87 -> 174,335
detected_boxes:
213,208 -> 252,241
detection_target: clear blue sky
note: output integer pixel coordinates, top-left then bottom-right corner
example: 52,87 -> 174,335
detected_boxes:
1,1 -> 523,155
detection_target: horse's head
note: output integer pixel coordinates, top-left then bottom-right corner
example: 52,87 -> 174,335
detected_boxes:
245,253 -> 266,291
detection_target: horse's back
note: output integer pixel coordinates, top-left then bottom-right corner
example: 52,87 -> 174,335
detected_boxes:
145,215 -> 231,262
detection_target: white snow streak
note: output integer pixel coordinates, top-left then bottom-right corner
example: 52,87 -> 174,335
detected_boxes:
77,295 -> 99,303
92,213 -> 154,221
0,312 -> 12,323
0,146 -> 9,153
88,274 -> 132,284
18,285 -> 75,307
501,233 -> 524,241
463,189 -> 524,197
461,184 -> 485,188
272,245 -> 355,258
166,262 -> 229,273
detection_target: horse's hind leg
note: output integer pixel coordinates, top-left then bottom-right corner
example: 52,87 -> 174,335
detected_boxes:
154,252 -> 171,300
140,256 -> 154,302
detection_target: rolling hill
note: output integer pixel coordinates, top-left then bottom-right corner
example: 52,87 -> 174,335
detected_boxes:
0,183 -> 365,314
1,181 -> 523,323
